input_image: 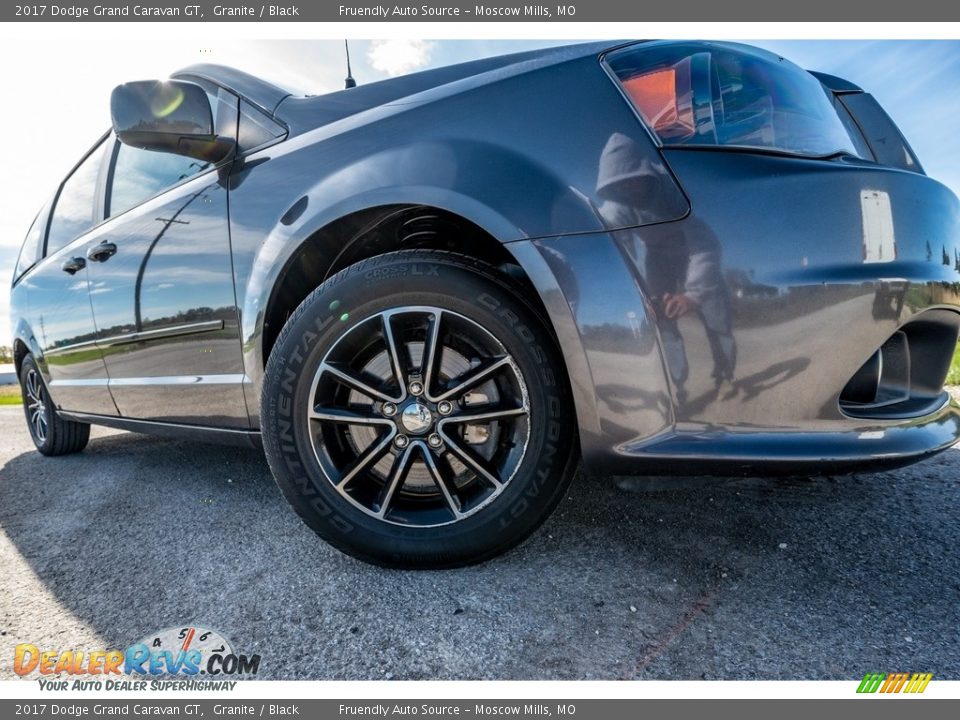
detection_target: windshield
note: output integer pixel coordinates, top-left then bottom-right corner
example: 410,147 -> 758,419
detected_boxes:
606,41 -> 864,159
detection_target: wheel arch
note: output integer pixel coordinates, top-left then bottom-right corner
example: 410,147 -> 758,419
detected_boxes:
13,338 -> 30,375
12,319 -> 44,377
243,200 -> 597,444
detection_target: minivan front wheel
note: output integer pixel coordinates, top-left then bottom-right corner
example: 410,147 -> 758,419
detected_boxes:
261,251 -> 577,568
19,355 -> 90,456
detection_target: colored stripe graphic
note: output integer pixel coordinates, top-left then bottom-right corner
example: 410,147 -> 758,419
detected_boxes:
905,673 -> 933,693
857,673 -> 885,693
857,672 -> 932,694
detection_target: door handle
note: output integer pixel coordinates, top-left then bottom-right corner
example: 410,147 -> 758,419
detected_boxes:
61,257 -> 86,275
86,241 -> 118,262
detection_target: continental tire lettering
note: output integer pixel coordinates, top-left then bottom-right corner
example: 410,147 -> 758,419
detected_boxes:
509,498 -> 529,519
294,468 -> 313,495
309,495 -> 333,517
281,368 -> 297,396
278,393 -> 292,417
278,417 -> 293,444
500,308 -> 519,326
301,329 -> 317,354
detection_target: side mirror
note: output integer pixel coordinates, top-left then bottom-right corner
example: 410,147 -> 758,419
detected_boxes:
110,80 -> 233,163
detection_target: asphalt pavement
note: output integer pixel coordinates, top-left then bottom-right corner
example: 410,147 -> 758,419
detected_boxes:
1,405 -> 958,680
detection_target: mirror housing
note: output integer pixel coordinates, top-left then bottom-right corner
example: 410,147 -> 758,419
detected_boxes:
110,80 -> 234,163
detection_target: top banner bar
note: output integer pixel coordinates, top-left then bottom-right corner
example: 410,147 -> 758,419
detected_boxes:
4,1 -> 960,22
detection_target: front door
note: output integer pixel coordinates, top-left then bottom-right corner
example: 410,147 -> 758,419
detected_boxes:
83,135 -> 249,428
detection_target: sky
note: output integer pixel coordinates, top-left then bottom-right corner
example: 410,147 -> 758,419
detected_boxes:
1,38 -> 958,347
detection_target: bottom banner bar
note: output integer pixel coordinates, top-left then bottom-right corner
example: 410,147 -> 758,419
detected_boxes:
1,700 -> 958,719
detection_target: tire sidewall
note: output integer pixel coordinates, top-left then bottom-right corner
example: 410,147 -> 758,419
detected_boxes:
261,253 -> 575,566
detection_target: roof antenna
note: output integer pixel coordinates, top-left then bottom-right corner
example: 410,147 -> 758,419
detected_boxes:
344,40 -> 357,89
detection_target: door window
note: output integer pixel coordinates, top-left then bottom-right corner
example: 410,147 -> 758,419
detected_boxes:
106,86 -> 238,217
45,139 -> 109,256
108,143 -> 213,218
14,198 -> 53,281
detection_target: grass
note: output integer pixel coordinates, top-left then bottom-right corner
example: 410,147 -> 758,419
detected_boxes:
0,385 -> 22,406
948,342 -> 960,386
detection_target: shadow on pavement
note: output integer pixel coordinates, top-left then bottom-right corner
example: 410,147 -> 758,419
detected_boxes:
1,427 -> 958,680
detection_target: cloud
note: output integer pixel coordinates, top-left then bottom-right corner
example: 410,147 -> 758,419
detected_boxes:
367,40 -> 434,77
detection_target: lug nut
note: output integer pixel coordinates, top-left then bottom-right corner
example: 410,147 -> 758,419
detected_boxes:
409,381 -> 424,396
428,433 -> 442,448
394,434 -> 409,448
437,400 -> 453,415
382,402 -> 397,417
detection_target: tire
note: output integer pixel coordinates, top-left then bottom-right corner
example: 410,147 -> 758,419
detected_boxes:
261,250 -> 578,568
20,355 -> 90,456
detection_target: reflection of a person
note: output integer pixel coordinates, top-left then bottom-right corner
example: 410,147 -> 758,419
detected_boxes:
596,133 -> 736,402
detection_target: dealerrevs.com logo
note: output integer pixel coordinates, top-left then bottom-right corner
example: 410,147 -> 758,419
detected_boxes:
13,626 -> 260,690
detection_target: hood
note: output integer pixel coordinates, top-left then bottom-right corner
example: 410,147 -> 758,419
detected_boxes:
178,42 -> 627,135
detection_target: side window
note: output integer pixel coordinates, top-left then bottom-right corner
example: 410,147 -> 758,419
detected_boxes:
14,198 -> 53,280
108,142 -> 213,218
238,100 -> 286,152
106,86 -> 238,218
46,139 -> 109,256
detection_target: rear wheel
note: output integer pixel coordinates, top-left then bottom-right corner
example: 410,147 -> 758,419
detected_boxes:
20,355 -> 90,456
261,250 -> 577,567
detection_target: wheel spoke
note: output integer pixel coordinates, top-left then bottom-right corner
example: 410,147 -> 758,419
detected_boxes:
421,310 -> 443,396
309,405 -> 392,426
422,449 -> 464,519
432,356 -> 513,403
439,432 -> 503,491
439,405 -> 528,425
32,413 -> 45,442
375,442 -> 416,518
26,372 -> 41,403
381,313 -> 408,393
320,362 -> 399,403
336,430 -> 396,488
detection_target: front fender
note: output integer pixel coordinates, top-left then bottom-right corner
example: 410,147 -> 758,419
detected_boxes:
509,234 -> 675,471
229,137 -> 610,416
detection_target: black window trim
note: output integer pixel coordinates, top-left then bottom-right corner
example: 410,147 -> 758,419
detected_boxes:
177,72 -> 289,157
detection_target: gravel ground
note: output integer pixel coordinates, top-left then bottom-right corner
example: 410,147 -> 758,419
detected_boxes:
0,405 -> 958,680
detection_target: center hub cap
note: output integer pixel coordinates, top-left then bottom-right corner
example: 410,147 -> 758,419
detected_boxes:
400,402 -> 433,434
